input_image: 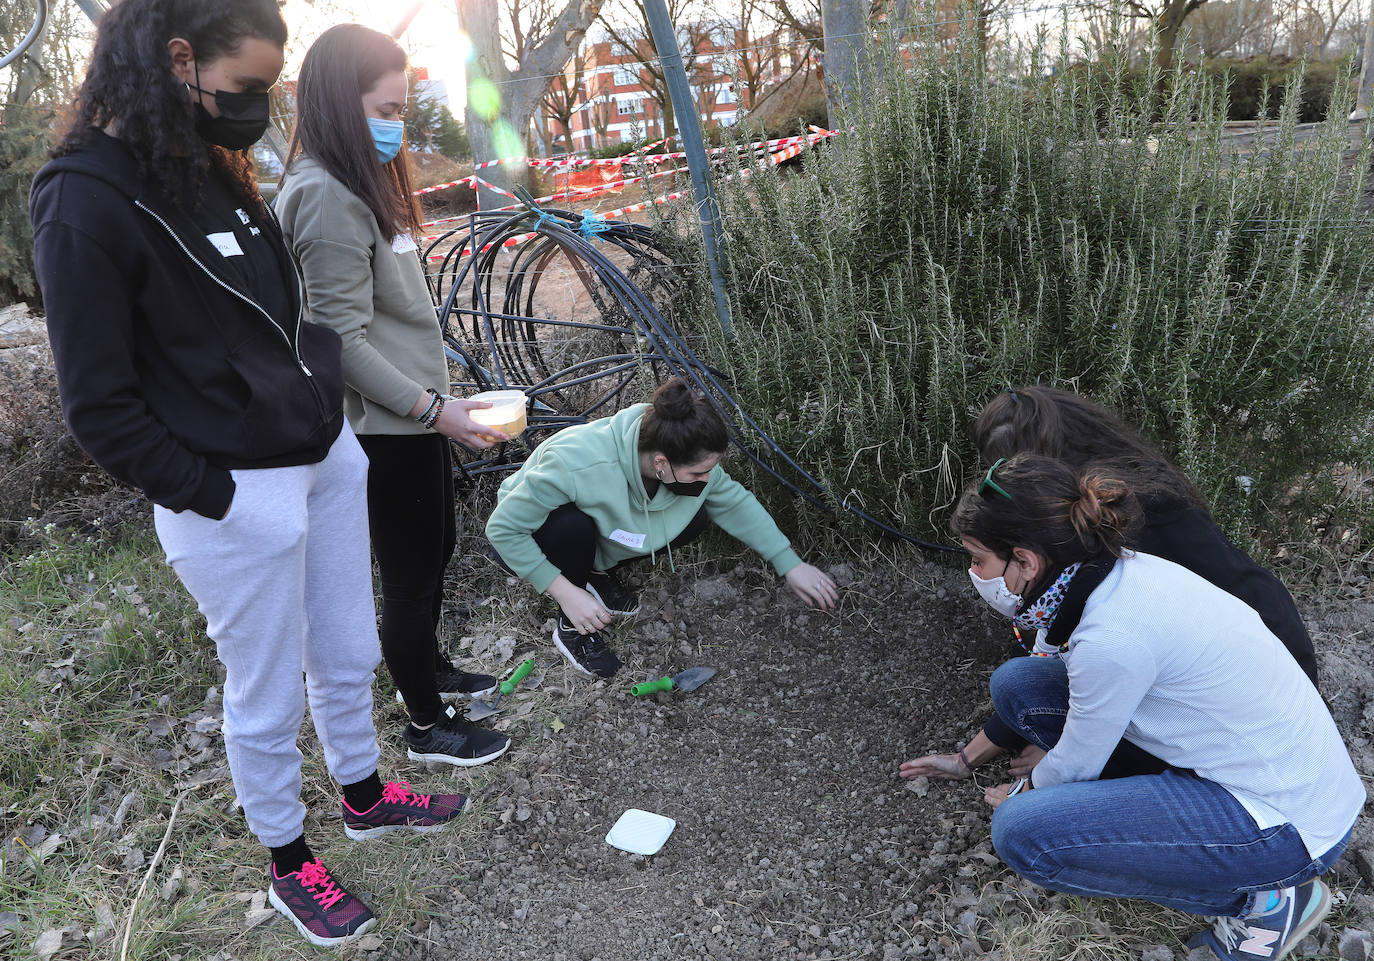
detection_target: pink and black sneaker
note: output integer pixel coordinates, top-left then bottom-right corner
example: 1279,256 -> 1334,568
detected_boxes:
342,780 -> 470,840
267,858 -> 375,947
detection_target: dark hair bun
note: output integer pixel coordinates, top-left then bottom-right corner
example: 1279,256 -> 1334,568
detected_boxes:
651,378 -> 697,421
638,377 -> 729,463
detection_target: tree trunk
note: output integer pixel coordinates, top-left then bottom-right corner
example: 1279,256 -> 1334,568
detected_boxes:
1155,0 -> 1193,70
12,11 -> 46,109
458,0 -> 604,208
819,0 -> 868,117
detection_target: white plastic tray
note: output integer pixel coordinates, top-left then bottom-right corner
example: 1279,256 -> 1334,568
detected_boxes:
605,809 -> 676,855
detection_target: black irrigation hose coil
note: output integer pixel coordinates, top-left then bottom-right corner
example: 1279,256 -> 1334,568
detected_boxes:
421,196 -> 959,555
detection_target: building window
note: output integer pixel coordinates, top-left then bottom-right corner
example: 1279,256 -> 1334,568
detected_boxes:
617,99 -> 636,115
718,86 -> 735,104
614,66 -> 636,86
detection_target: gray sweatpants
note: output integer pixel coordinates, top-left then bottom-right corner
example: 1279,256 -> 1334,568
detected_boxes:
153,425 -> 382,847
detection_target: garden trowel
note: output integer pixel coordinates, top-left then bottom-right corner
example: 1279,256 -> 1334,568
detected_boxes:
466,658 -> 535,720
630,667 -> 716,697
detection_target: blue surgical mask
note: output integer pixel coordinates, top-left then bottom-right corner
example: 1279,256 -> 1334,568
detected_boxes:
367,117 -> 404,164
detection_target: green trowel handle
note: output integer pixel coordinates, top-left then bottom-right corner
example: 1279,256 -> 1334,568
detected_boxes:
631,676 -> 675,696
500,659 -> 535,696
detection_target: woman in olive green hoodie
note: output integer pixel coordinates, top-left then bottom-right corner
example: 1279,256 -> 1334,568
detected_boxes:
276,24 -> 509,768
487,378 -> 839,678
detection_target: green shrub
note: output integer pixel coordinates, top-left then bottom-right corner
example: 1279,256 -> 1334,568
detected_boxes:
0,105 -> 50,305
674,35 -> 1374,555
1206,56 -> 1352,123
1066,55 -> 1354,124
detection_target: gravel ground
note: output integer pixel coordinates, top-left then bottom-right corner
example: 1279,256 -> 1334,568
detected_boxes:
362,550 -> 1374,961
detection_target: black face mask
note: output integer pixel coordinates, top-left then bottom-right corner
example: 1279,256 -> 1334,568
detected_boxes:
661,463 -> 708,498
188,64 -> 271,150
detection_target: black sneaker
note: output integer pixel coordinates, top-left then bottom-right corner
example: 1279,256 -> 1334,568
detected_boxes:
267,858 -> 376,947
553,615 -> 621,678
403,705 -> 510,766
585,571 -> 641,616
435,663 -> 498,701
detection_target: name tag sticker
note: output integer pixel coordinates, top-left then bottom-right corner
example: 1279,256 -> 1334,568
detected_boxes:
391,234 -> 419,254
206,232 -> 244,257
609,529 -> 646,549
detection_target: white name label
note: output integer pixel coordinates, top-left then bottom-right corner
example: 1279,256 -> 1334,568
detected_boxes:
608,529 -> 646,549
391,233 -> 418,254
206,232 -> 244,257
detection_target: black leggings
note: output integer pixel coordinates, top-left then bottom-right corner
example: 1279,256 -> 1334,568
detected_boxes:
512,502 -> 711,589
357,432 -> 456,727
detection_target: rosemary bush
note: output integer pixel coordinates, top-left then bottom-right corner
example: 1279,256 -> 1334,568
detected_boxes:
682,32 -> 1374,554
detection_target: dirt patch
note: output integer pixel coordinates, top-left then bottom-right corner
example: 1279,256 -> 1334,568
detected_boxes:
355,548 -> 1374,961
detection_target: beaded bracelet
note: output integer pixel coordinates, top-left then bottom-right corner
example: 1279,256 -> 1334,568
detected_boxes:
421,394 -> 446,429
415,388 -> 441,425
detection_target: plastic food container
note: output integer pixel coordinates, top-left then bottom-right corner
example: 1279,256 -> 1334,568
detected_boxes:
466,389 -> 528,440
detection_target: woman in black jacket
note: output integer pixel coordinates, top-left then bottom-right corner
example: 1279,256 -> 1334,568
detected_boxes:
899,385 -> 1317,784
29,0 -> 466,946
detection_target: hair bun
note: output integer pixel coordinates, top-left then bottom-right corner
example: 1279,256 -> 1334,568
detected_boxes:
1069,469 -> 1133,542
652,377 -> 697,421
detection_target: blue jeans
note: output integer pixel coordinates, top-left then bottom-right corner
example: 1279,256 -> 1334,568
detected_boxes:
988,658 -> 1351,917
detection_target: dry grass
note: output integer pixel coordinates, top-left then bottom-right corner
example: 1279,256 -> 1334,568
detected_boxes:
0,521 -> 612,960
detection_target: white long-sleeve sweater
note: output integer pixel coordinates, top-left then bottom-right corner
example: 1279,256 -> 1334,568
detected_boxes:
1031,552 -> 1365,859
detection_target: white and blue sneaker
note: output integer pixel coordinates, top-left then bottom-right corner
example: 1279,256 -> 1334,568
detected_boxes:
1187,879 -> 1331,960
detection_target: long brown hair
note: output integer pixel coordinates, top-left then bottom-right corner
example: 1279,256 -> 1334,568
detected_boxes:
974,386 -> 1204,509
950,454 -> 1141,566
287,24 -> 421,238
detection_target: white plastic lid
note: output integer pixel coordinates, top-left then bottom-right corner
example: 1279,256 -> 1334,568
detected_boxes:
605,809 -> 676,856
469,389 -> 528,409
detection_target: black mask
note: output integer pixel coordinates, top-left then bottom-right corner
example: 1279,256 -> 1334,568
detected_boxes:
188,64 -> 271,150
661,463 -> 708,498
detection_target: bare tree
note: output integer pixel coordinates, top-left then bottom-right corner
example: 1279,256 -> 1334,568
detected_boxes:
1291,0 -> 1360,52
1102,0 -> 1216,70
1182,0 -> 1278,56
541,48 -> 588,153
2,0 -> 91,111
597,0 -> 711,140
458,0 -> 606,208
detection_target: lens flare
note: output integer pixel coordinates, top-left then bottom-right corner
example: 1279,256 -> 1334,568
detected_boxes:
454,30 -> 474,62
468,77 -> 500,121
493,120 -> 524,160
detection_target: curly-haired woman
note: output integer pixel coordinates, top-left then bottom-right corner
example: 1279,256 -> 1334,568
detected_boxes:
29,0 -> 468,946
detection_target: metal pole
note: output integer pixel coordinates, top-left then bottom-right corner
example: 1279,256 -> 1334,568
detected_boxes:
641,0 -> 735,339
71,0 -> 108,23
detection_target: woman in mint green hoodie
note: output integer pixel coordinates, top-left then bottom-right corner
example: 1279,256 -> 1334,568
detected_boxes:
487,378 -> 838,678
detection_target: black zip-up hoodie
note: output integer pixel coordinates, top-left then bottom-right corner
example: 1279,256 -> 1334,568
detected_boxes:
29,129 -> 345,519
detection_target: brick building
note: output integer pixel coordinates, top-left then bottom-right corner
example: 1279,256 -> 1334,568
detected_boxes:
542,26 -> 813,153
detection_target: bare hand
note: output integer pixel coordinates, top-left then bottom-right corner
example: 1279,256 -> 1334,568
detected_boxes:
784,563 -> 839,610
557,586 -> 612,635
984,782 -> 1014,809
1008,744 -> 1046,778
435,398 -> 509,449
899,753 -> 972,780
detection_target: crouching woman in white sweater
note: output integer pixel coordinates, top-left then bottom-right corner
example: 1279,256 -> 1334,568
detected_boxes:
952,454 -> 1364,961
